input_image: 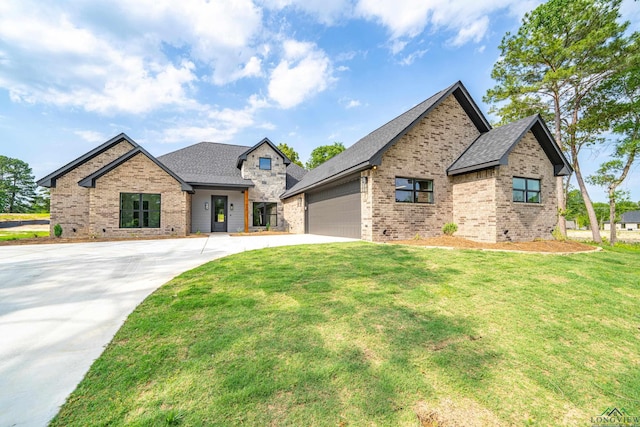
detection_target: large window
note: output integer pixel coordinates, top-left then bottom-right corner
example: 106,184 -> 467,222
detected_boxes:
395,177 -> 434,203
259,157 -> 272,170
253,202 -> 277,226
513,177 -> 540,203
120,193 -> 161,228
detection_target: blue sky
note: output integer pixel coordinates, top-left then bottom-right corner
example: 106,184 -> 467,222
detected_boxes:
1,0 -> 638,202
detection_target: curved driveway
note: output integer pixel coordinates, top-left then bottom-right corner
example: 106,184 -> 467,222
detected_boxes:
0,234 -> 354,427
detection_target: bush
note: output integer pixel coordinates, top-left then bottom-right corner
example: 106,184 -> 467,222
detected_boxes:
442,222 -> 458,236
53,223 -> 63,238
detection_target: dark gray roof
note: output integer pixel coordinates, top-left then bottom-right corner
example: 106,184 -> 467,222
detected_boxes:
286,163 -> 307,190
447,115 -> 572,176
282,81 -> 491,198
159,141 -> 307,188
621,210 -> 640,223
78,147 -> 192,191
159,142 -> 253,187
37,133 -> 139,187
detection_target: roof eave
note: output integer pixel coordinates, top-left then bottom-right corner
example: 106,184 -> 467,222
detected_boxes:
37,133 -> 139,188
78,147 -> 193,192
369,82 -> 492,166
447,161 -> 501,176
281,162 -> 371,198
236,137 -> 292,169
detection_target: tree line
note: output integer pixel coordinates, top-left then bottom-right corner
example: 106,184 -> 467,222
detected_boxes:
0,155 -> 48,213
485,0 -> 638,245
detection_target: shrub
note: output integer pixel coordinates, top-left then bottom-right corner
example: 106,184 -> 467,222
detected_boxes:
442,222 -> 458,236
53,223 -> 63,238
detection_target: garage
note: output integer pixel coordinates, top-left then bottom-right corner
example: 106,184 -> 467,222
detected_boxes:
306,178 -> 361,238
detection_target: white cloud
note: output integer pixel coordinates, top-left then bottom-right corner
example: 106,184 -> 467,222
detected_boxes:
73,130 -> 107,143
0,0 -> 264,115
159,93 -> 271,144
356,0 -> 539,52
268,40 -> 335,109
342,98 -> 361,109
398,48 -> 428,66
262,0 -> 352,24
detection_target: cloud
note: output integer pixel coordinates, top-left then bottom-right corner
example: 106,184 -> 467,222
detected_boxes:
73,130 -> 107,143
356,0 -> 538,52
262,0 -> 353,24
0,0 -> 263,115
158,93 -> 271,144
341,98 -> 361,109
268,40 -> 335,109
398,48 -> 428,66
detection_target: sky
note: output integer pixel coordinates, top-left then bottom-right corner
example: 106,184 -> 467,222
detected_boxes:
1,0 -> 638,203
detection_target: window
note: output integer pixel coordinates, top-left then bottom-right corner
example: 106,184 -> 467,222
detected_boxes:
120,193 -> 161,228
395,177 -> 434,203
253,202 -> 277,226
259,157 -> 272,170
512,177 -> 540,203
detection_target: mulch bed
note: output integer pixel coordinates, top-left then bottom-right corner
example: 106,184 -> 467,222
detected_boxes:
391,235 -> 597,253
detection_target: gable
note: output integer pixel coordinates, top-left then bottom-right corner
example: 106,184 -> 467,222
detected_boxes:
37,133 -> 139,187
447,115 -> 572,176
78,147 -> 192,191
236,137 -> 291,169
282,81 -> 491,198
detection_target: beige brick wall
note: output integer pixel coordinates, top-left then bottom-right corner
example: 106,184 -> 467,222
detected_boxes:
88,152 -> 189,237
495,131 -> 558,242
282,194 -> 305,233
452,169 -> 498,242
49,140 -> 134,238
241,142 -> 287,230
369,95 -> 481,242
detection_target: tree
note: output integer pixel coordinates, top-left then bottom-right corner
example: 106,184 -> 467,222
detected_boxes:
0,155 -> 37,213
484,0 -> 637,243
31,187 -> 50,213
277,143 -> 304,168
305,142 -> 345,169
585,36 -> 639,245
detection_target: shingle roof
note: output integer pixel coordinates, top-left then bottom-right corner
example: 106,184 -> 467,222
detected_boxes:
159,142 -> 253,187
78,147 -> 192,191
447,115 -> 572,176
281,81 -> 491,198
621,210 -> 640,223
37,133 -> 139,187
158,141 -> 307,188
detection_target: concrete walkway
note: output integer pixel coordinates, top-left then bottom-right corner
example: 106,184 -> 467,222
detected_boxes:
0,234 -> 354,427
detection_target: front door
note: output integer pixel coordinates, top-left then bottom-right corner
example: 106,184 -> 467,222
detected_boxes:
212,196 -> 228,232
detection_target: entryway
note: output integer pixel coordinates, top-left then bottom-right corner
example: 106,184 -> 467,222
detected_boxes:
211,195 -> 228,232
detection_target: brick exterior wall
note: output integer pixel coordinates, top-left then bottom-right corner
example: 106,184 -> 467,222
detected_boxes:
495,131 -> 558,242
452,169 -> 497,242
89,152 -> 189,237
241,142 -> 287,230
282,193 -> 305,233
49,140 -> 134,238
368,95 -> 481,242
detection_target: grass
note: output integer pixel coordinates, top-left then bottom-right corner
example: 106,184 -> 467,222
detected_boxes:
51,242 -> 640,426
0,230 -> 49,241
0,212 -> 49,221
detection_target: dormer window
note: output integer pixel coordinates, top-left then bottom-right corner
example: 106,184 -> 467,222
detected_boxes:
259,157 -> 272,170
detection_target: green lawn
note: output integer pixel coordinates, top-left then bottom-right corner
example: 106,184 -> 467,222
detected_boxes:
0,230 -> 49,241
51,243 -> 640,426
0,213 -> 49,221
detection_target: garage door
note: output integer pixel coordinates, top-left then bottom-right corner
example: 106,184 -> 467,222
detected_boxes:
307,179 -> 361,238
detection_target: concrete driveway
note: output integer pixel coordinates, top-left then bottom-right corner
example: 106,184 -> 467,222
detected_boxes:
0,234 -> 354,427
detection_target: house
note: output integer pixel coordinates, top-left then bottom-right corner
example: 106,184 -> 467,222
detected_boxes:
604,210 -> 640,231
38,81 -> 572,242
